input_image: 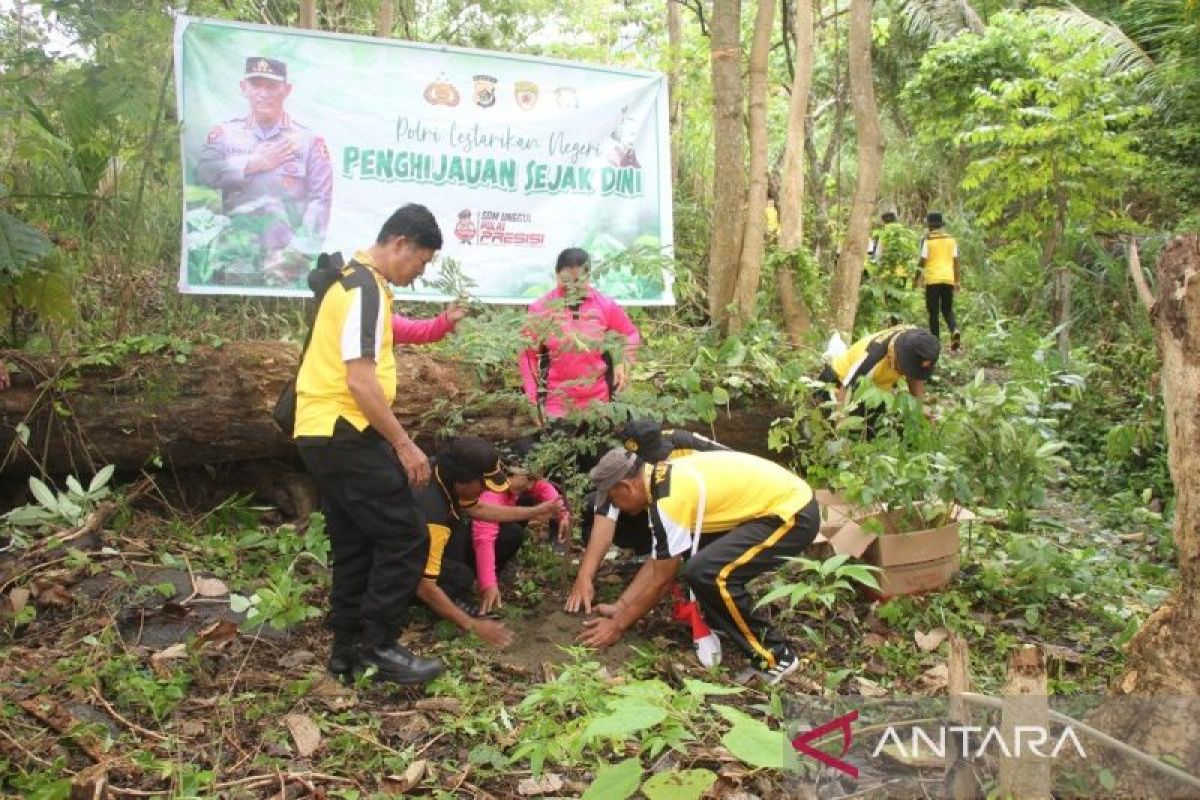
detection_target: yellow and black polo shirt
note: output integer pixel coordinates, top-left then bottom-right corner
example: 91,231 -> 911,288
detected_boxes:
920,230 -> 958,285
597,430 -> 729,522
830,324 -> 916,392
414,464 -> 473,581
645,451 -> 813,559
294,251 -> 395,439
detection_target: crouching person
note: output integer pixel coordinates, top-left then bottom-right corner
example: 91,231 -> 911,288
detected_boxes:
472,439 -> 571,615
578,448 -> 820,684
414,436 -> 559,648
565,419 -> 729,614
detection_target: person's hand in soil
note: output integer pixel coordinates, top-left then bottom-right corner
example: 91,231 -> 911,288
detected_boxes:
592,603 -> 619,618
479,585 -> 503,615
469,618 -> 514,649
578,616 -> 623,648
564,579 -> 594,614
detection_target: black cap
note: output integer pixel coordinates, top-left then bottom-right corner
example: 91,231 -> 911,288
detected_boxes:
882,211 -> 898,223
619,419 -> 669,462
244,57 -> 287,82
498,436 -> 536,473
895,329 -> 941,381
927,212 -> 944,228
439,436 -> 509,492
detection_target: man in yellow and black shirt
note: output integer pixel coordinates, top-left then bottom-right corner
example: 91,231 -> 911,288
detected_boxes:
815,324 -> 940,435
566,419 -> 731,614
412,436 -> 524,650
579,448 -> 820,684
294,204 -> 443,685
918,211 -> 962,351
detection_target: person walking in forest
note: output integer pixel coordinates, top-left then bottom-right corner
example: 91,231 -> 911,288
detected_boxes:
293,204 -> 444,685
917,212 -> 962,352
518,248 -> 641,423
579,448 -> 819,684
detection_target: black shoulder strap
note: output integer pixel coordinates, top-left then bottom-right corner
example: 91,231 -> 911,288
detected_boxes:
299,251 -> 346,357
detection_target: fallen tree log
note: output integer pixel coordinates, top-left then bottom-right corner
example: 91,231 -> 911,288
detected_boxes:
0,342 -> 790,479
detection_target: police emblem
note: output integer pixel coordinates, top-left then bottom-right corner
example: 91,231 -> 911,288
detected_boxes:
473,75 -> 497,109
514,80 -> 539,110
624,438 -> 639,452
454,209 -> 477,245
554,87 -> 579,109
424,74 -> 461,107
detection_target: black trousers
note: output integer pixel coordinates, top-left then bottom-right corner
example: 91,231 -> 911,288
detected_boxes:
680,497 -> 820,668
925,283 -> 957,339
433,521 -> 527,601
298,435 -> 428,649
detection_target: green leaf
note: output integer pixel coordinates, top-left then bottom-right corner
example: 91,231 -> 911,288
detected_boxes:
1098,769 -> 1116,791
714,704 -> 790,769
0,209 -> 52,281
683,678 -> 743,698
89,465 -> 115,493
229,593 -> 251,613
65,476 -> 85,496
28,477 -> 59,513
583,698 -> 667,740
641,769 -> 717,800
583,758 -> 642,800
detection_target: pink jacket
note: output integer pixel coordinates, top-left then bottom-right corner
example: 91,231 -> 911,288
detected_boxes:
472,480 -> 562,590
518,286 -> 640,418
392,310 -> 458,344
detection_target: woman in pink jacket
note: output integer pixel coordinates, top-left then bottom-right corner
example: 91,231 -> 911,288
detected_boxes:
392,303 -> 466,344
471,441 -> 571,614
519,248 -> 641,422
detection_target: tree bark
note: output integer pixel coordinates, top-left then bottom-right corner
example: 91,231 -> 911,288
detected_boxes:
1110,234 -> 1200,780
298,0 -> 317,29
1129,237 -> 1155,312
828,0 -> 883,334
776,0 -> 816,346
0,344 -> 790,477
731,0 -> 776,332
708,0 -> 745,332
668,0 -> 683,187
997,646 -> 1051,799
376,0 -> 394,37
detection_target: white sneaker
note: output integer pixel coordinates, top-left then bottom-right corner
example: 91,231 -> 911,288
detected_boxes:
761,649 -> 799,685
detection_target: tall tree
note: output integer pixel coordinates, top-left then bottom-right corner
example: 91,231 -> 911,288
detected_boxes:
1114,235 -> 1200,775
731,0 -> 776,330
667,0 -> 683,186
707,0 -> 745,331
829,0 -> 884,333
299,0 -> 317,28
376,0 -> 394,37
777,0 -> 817,345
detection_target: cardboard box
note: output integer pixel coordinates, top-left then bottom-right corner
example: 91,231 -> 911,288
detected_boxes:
812,497 -> 974,599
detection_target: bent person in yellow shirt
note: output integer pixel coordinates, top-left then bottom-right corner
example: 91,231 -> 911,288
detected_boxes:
578,449 -> 820,685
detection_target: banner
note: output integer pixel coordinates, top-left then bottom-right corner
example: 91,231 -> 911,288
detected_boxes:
174,16 -> 674,304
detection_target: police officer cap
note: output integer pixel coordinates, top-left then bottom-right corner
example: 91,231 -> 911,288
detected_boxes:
244,57 -> 287,82
619,419 -> 669,462
589,448 -> 641,495
895,329 -> 941,381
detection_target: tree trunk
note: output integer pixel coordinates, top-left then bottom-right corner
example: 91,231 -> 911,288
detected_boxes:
0,344 -> 790,478
667,0 -> 683,187
376,0 -> 394,36
731,0 -> 776,332
298,0 -> 317,28
708,0 -> 745,332
1128,237 -> 1155,312
828,0 -> 883,334
1111,234 -> 1200,780
1046,185 -> 1071,360
776,0 -> 816,346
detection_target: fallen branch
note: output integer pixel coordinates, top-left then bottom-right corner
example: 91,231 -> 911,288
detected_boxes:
90,687 -> 169,743
18,695 -> 107,763
1128,237 -> 1155,312
211,771 -> 356,791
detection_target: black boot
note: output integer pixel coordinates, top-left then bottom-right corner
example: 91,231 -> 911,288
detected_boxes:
359,642 -> 443,685
328,631 -> 360,681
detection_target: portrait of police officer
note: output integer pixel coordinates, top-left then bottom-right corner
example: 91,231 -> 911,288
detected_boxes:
195,57 -> 333,283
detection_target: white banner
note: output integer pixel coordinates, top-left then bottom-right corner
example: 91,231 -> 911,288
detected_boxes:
174,16 -> 674,304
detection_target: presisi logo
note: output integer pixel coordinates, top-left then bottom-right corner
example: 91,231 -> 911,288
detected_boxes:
475,210 -> 545,247
792,710 -> 859,778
